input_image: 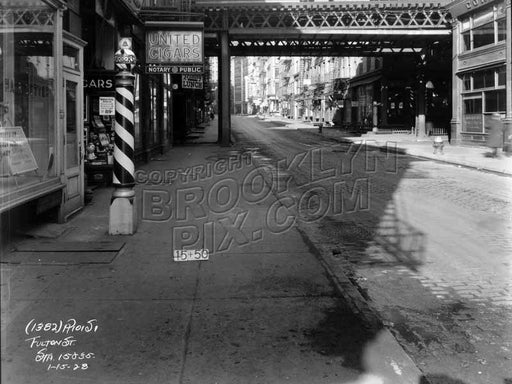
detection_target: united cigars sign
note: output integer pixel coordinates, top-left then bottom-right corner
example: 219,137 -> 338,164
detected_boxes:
145,22 -> 204,75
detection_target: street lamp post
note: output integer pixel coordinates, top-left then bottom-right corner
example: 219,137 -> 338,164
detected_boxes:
109,38 -> 137,235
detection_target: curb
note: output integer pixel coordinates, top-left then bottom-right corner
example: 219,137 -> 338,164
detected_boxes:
317,132 -> 512,177
248,150 -> 425,383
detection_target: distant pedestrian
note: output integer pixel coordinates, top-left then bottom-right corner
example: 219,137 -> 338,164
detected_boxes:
486,113 -> 503,158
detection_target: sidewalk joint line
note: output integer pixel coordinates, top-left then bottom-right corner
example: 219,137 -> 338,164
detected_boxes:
178,262 -> 201,384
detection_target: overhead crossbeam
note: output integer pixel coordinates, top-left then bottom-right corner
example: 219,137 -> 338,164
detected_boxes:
193,1 -> 451,31
205,36 -> 428,57
140,0 -> 452,56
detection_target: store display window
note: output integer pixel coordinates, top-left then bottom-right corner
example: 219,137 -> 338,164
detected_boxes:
460,2 -> 506,52
86,98 -> 115,165
461,66 -> 506,134
1,25 -> 57,202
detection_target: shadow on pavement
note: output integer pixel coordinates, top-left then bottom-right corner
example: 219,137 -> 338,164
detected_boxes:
304,299 -> 382,371
420,375 -> 468,384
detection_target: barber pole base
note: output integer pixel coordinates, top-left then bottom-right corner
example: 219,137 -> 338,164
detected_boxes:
109,188 -> 137,235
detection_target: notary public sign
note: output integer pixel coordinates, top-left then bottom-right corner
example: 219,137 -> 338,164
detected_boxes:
182,75 -> 203,89
145,23 -> 204,74
145,64 -> 203,74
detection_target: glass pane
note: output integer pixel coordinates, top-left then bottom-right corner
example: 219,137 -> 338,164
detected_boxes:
463,74 -> 471,90
463,98 -> 483,133
484,90 -> 506,112
473,71 -> 484,89
498,66 -> 506,86
462,31 -> 471,51
497,89 -> 506,111
485,89 -> 506,112
473,9 -> 493,26
63,43 -> 79,71
497,19 -> 506,41
464,97 -> 482,114
461,17 -> 471,31
473,22 -> 495,49
496,2 -> 506,18
1,31 -> 56,199
484,69 -> 495,88
66,80 -> 78,168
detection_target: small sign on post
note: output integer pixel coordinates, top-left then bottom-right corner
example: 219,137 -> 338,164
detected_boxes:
99,97 -> 115,116
182,74 -> 203,89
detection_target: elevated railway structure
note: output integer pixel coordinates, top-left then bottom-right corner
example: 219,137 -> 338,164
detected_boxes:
138,0 -> 453,144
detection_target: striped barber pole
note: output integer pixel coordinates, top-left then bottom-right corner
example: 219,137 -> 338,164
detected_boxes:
113,73 -> 135,188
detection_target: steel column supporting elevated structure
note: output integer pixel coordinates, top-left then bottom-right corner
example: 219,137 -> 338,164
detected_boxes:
138,0 -> 453,144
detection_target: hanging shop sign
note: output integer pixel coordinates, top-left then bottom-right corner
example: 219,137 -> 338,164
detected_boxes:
144,22 -> 204,75
182,74 -> 203,89
84,72 -> 115,90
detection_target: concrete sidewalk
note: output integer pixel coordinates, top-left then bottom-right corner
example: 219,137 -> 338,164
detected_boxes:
1,125 -> 424,383
261,114 -> 512,176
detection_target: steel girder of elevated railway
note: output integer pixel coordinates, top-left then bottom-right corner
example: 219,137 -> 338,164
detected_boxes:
139,0 -> 453,56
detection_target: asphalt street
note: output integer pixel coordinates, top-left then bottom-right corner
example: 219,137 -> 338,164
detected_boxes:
1,115 -> 511,384
1,119 -> 421,384
231,115 -> 512,384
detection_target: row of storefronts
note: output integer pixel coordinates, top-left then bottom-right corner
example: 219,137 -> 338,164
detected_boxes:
252,0 -> 511,142
273,54 -> 451,136
1,0 -> 511,240
0,0 -> 207,241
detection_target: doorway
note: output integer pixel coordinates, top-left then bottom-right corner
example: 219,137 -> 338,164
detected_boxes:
62,74 -> 84,219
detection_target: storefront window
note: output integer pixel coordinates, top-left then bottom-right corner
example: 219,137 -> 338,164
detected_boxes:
464,97 -> 482,114
1,29 -> 57,199
463,97 -> 483,133
485,90 -> 506,112
473,22 -> 494,49
461,66 -> 506,134
460,2 -> 505,52
473,69 -> 495,89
